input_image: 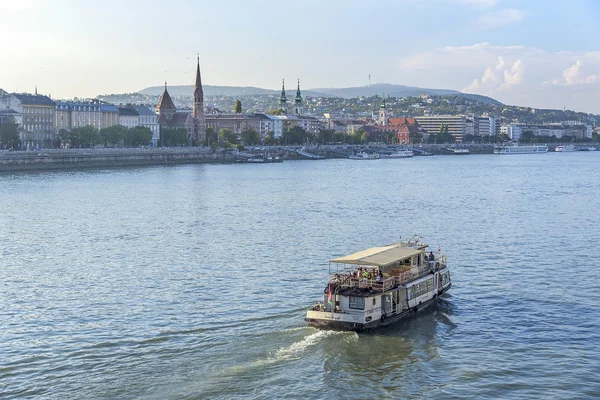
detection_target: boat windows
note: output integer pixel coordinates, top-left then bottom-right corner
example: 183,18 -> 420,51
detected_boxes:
373,298 -> 376,305
349,296 -> 365,310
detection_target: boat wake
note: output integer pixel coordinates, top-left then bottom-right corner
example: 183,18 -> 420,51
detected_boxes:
229,330 -> 354,374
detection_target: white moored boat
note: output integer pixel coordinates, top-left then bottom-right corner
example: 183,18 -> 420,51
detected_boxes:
494,144 -> 548,154
306,237 -> 451,332
555,145 -> 575,152
447,148 -> 470,154
384,150 -> 414,158
349,151 -> 380,160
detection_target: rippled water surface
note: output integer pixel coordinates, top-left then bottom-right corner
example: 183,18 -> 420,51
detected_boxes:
1,153 -> 600,399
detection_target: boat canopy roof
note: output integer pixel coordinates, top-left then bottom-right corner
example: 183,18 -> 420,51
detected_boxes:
330,245 -> 422,267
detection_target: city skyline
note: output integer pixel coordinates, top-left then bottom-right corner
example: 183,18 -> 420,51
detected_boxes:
2,0 -> 600,113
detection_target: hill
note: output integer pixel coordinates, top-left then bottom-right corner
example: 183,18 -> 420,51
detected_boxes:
138,85 -> 327,98
310,83 -> 501,105
137,83 -> 501,104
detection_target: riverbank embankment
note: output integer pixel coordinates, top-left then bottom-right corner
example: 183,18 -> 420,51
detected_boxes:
0,148 -> 237,172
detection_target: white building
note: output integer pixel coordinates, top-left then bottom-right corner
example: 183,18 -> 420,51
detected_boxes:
414,115 -> 467,142
118,106 -> 139,128
0,93 -> 23,127
131,105 -> 160,146
475,116 -> 496,136
501,125 -> 522,141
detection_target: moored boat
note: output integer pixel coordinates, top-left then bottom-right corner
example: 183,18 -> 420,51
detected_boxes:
494,144 -> 548,154
305,237 -> 451,332
349,151 -> 380,160
384,150 -> 414,158
446,148 -> 470,154
555,145 -> 575,152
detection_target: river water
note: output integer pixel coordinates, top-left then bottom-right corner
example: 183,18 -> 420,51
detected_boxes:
1,153 -> 600,399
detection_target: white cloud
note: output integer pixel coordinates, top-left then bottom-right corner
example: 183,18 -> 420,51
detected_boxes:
454,0 -> 499,8
396,42 -> 600,113
553,60 -> 600,85
501,59 -> 524,90
463,56 -> 523,93
473,9 -> 527,30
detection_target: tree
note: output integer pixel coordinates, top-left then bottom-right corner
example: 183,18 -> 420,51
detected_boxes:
234,100 -> 242,114
205,127 -> 218,146
218,128 -> 238,144
0,118 -> 20,149
70,126 -> 99,148
240,127 -> 260,145
268,109 -> 284,116
126,126 -> 153,147
281,126 -> 308,145
161,127 -> 188,147
99,125 -> 127,147
264,131 -> 277,145
318,129 -> 335,144
519,130 -> 535,144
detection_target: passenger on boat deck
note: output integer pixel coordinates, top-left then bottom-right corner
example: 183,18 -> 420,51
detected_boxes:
428,251 -> 435,261
363,269 -> 370,279
376,271 -> 383,283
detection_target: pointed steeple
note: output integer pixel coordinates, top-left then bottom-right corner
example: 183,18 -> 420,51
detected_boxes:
35,85 -> 38,95
380,93 -> 386,109
295,79 -> 302,104
279,79 -> 287,104
193,55 -> 204,118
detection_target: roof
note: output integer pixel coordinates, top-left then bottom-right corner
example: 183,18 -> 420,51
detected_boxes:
157,86 -> 176,111
330,245 -> 421,267
101,104 -> 119,112
118,106 -> 139,116
388,117 -> 418,125
130,105 -> 156,116
13,93 -> 55,106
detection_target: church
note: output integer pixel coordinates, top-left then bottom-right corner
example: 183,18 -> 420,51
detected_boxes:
156,56 -> 205,143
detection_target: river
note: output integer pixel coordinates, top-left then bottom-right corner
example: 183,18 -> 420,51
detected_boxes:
1,152 -> 599,399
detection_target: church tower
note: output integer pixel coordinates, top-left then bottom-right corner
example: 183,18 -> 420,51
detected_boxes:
293,79 -> 304,116
192,55 -> 206,141
379,93 -> 388,126
279,79 -> 287,114
156,81 -> 177,121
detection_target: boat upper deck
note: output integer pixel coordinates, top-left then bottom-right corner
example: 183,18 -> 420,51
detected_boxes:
326,240 -> 446,297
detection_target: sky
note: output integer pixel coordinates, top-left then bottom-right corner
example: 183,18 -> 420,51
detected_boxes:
2,0 -> 600,113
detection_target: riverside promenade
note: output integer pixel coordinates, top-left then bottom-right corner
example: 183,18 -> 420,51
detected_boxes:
0,147 -> 238,172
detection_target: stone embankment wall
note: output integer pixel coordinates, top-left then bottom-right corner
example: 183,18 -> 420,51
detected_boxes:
0,148 -> 237,172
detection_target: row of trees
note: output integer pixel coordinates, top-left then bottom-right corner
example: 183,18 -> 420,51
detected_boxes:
518,130 -> 593,144
0,119 -> 21,149
58,125 -> 153,148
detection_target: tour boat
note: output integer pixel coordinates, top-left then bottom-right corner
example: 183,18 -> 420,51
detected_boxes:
555,145 -> 575,152
384,150 -> 414,158
494,144 -> 548,154
349,151 -> 380,160
305,237 -> 451,331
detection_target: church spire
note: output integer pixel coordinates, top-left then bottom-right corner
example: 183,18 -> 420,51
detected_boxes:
193,55 -> 203,118
280,79 -> 287,104
294,79 -> 302,105
279,79 -> 287,113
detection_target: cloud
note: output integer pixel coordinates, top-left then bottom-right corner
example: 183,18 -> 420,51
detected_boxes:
454,0 -> 499,8
463,56 -> 523,93
396,42 -> 600,113
472,9 -> 527,30
553,60 -> 600,85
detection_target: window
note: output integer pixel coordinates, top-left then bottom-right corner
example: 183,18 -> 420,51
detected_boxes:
373,298 -> 376,305
349,296 -> 365,310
